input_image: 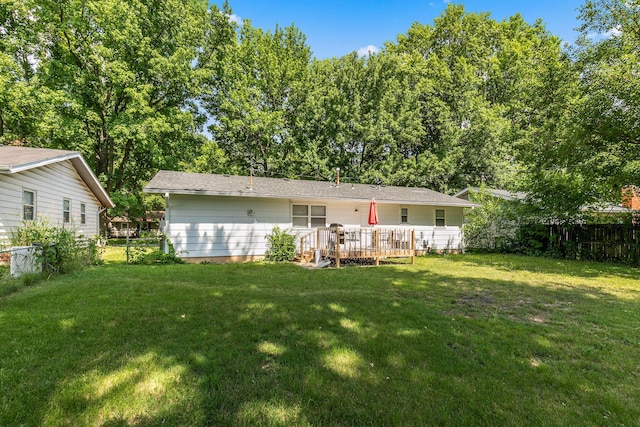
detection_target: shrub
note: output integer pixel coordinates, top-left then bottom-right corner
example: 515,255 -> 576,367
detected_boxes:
265,226 -> 297,262
127,235 -> 184,265
10,220 -> 100,274
463,189 -> 521,252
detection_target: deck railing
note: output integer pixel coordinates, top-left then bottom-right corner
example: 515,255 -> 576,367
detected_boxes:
298,227 -> 415,266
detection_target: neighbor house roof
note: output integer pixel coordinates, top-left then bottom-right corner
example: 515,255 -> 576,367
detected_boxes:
144,170 -> 478,207
0,145 -> 114,207
455,186 -> 631,214
454,187 -> 528,201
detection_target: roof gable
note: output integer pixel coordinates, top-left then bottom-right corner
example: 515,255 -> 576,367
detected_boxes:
0,146 -> 114,207
144,170 -> 477,207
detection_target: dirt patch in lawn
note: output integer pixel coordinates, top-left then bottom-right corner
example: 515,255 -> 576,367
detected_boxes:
444,291 -> 573,324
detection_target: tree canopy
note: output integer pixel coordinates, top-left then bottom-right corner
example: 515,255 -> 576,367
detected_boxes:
1,0 -> 636,222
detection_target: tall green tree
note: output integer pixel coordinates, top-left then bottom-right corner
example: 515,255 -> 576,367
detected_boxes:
1,0 -> 218,207
0,0 -> 58,144
573,0 -> 640,194
203,20 -> 313,177
516,0 -> 640,222
305,51 -> 423,185
388,4 -> 567,194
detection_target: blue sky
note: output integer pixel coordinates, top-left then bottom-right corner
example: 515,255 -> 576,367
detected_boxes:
214,0 -> 587,59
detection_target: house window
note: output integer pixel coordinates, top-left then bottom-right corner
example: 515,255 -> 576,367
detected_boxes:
23,190 -> 35,220
292,205 -> 308,227
292,204 -> 326,228
310,205 -> 326,227
401,208 -> 409,224
435,209 -> 445,227
80,203 -> 86,224
63,199 -> 71,223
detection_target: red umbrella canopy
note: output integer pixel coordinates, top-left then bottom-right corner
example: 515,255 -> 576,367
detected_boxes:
368,198 -> 379,226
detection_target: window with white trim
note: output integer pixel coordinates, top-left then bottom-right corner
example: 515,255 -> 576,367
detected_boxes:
401,208 -> 409,224
435,209 -> 445,227
292,204 -> 326,228
80,203 -> 86,224
23,190 -> 35,220
63,199 -> 71,223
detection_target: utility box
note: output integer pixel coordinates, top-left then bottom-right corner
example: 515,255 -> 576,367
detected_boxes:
10,246 -> 41,278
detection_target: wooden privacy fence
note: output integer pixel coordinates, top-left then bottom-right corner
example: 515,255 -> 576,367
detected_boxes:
543,224 -> 640,264
298,227 -> 415,266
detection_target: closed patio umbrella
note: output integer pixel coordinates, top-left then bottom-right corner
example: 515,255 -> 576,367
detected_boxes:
368,198 -> 379,226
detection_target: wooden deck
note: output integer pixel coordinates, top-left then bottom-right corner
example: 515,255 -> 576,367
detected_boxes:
298,227 -> 415,267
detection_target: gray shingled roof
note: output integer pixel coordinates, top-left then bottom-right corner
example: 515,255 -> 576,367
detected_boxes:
144,170 -> 477,207
0,145 -> 114,207
0,146 -> 78,172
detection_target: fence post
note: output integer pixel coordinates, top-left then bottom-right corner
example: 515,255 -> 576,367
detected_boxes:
335,227 -> 341,268
374,229 -> 379,266
411,229 -> 415,265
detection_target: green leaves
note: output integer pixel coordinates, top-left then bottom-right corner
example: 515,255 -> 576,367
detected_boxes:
203,20 -> 312,177
2,0 -> 635,223
2,0 -> 212,197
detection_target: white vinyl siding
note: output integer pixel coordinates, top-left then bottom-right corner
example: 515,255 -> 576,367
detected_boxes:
163,195 -> 291,258
0,161 -> 102,246
162,195 -> 467,259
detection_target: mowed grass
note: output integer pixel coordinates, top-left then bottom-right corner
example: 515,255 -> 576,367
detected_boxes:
1,252 -> 640,426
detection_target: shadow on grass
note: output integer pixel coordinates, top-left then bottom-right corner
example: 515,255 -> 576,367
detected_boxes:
1,257 -> 639,425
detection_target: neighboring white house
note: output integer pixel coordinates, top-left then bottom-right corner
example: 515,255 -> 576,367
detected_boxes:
144,170 -> 478,263
0,146 -> 115,246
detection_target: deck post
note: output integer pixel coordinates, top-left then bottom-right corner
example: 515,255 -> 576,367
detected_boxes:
335,227 -> 341,268
411,229 -> 415,264
300,236 -> 305,261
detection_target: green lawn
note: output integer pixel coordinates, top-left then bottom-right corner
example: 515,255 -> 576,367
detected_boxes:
1,253 -> 639,426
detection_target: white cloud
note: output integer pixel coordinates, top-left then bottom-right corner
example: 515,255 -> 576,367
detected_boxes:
606,26 -> 622,37
587,25 -> 623,40
228,14 -> 243,26
357,45 -> 379,57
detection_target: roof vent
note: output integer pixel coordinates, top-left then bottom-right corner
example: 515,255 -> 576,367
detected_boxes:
223,174 -> 230,177
283,178 -> 290,181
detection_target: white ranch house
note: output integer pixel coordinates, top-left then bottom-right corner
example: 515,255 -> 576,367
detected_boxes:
144,170 -> 477,264
0,146 -> 114,246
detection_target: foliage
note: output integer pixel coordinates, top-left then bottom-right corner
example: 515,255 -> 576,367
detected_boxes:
2,0 -> 637,223
1,0 -> 221,215
202,19 -> 313,177
463,189 -> 523,251
126,235 -> 184,265
10,220 -> 101,274
264,226 -> 297,262
514,0 -> 640,220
